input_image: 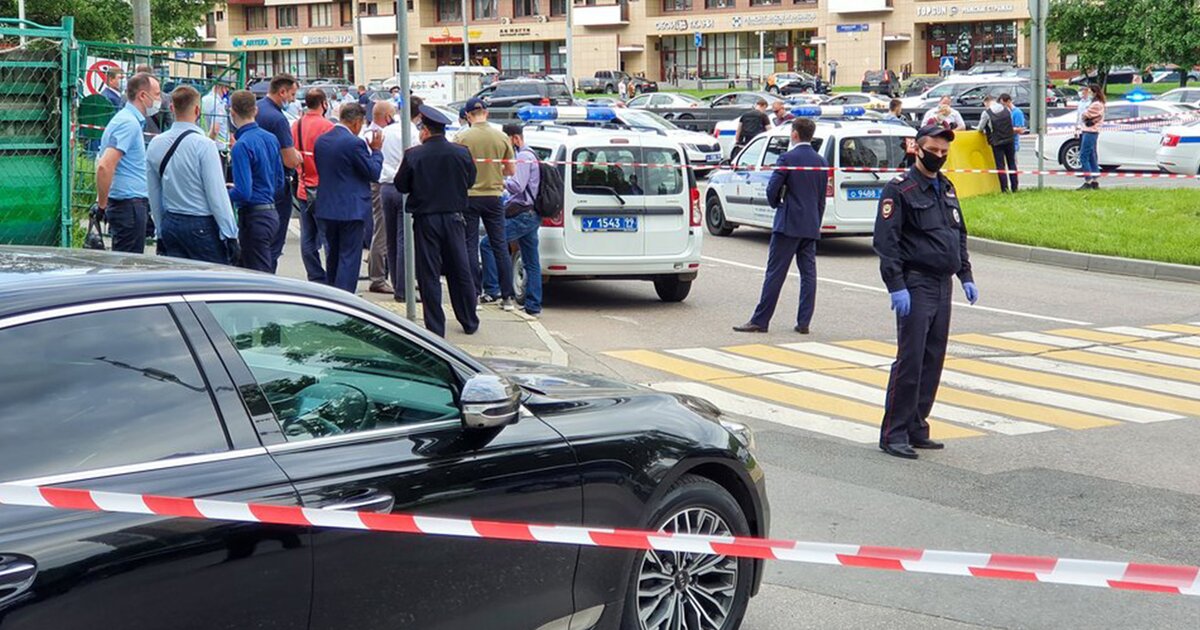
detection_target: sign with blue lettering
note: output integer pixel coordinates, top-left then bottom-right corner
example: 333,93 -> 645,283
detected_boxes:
940,56 -> 956,72
836,24 -> 869,33
694,32 -> 703,48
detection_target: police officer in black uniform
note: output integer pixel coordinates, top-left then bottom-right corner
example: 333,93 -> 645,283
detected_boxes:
394,104 -> 480,337
874,125 -> 979,460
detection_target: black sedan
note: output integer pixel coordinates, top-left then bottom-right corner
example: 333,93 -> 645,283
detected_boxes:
0,248 -> 767,630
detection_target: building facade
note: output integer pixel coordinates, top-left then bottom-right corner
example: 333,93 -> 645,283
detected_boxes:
206,1 -> 1036,87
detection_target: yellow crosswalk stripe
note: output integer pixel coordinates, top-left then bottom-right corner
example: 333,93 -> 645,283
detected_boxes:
606,349 -> 981,439
1047,328 -> 1140,344
1147,324 -> 1200,335
841,339 -> 1200,418
951,333 -> 1056,354
731,345 -> 1114,430
952,333 -> 1200,384
725,344 -> 859,371
1124,340 -> 1200,360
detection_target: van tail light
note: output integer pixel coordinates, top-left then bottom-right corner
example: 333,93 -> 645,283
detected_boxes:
690,187 -> 702,227
713,127 -> 720,138
1162,134 -> 1182,147
825,177 -> 835,198
540,97 -> 551,106
542,210 -> 564,228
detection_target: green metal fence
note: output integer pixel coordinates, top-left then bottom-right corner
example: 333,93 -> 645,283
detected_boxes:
0,18 -> 74,246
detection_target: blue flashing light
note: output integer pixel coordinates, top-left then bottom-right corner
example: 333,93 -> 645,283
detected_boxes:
517,106 -> 618,122
586,107 -> 617,121
1125,88 -> 1153,102
841,106 -> 866,117
517,106 -> 557,121
791,106 -> 822,117
790,105 -> 867,118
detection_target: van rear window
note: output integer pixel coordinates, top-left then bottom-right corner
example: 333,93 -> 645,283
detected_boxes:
571,146 -> 684,196
839,136 -> 911,170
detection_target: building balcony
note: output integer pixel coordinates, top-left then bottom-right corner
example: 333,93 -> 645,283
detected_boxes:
361,14 -> 399,36
573,0 -> 629,27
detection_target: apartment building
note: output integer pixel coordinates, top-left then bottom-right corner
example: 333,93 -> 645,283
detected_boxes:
205,1 -> 1034,87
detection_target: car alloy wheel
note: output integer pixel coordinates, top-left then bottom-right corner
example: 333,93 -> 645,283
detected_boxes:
636,507 -> 738,630
1062,141 -> 1082,171
705,197 -> 734,237
510,248 -> 527,306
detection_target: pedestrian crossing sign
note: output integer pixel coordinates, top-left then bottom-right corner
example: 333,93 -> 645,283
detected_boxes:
940,56 -> 956,72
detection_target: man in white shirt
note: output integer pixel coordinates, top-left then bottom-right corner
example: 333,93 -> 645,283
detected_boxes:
361,100 -> 396,294
200,81 -> 231,150
380,98 -> 422,302
921,96 -> 966,131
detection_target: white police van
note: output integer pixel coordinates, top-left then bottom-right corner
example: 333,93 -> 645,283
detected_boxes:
509,107 -> 703,302
705,107 -> 917,237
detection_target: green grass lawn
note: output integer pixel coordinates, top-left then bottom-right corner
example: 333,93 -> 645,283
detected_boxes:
963,188 -> 1200,266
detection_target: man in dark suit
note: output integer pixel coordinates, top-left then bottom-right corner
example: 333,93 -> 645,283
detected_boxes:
313,103 -> 384,293
394,104 -> 480,338
734,118 -> 829,334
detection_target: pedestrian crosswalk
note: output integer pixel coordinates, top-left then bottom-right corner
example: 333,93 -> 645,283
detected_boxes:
606,324 -> 1200,444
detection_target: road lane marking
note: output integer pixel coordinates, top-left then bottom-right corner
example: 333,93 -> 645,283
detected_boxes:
1098,326 -> 1178,339
607,349 -> 980,439
1149,324 -> 1200,335
649,381 -> 880,443
668,348 -> 792,375
1047,328 -> 1142,344
1038,349 -> 1200,385
997,331 -> 1094,348
950,333 -> 1057,354
1171,337 -> 1200,349
990,355 -> 1200,403
1083,345 -> 1200,372
725,344 -> 863,371
1123,340 -> 1200,360
778,343 -> 1116,430
842,339 -> 1200,418
699,255 -> 1092,325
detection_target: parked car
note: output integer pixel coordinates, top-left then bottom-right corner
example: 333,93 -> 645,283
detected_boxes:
1069,66 -> 1140,85
1156,119 -> 1200,174
452,78 -> 575,111
1040,100 -> 1195,171
965,62 -> 1015,76
0,246 -> 766,629
902,76 -> 943,97
860,69 -> 900,96
1157,87 -> 1200,107
766,71 -> 830,95
899,74 -> 1008,109
1052,86 -> 1082,106
578,71 -> 657,95
626,92 -> 702,110
706,91 -> 785,108
583,96 -> 626,108
1144,67 -> 1200,84
823,92 -> 892,110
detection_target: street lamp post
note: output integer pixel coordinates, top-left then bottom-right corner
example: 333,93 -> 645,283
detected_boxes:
396,4 -> 416,320
757,31 -> 765,90
462,0 -> 470,66
565,0 -> 573,91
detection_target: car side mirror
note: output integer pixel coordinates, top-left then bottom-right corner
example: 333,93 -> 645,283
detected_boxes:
460,374 -> 521,430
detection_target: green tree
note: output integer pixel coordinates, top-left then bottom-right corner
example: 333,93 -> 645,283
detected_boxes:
1145,0 -> 1200,86
1,0 -> 216,45
1048,0 -> 1154,88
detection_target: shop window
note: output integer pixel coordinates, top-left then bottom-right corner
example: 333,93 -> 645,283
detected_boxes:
664,0 -> 692,11
277,6 -> 299,29
246,6 -> 268,30
474,0 -> 498,19
793,0 -> 816,4
437,0 -> 463,21
515,0 -> 542,18
216,10 -> 224,21
310,4 -> 333,28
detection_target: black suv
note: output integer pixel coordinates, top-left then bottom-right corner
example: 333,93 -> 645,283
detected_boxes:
466,78 -> 575,109
861,69 -> 901,97
0,247 -> 767,630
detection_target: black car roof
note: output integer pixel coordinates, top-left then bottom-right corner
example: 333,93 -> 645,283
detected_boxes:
0,247 -> 365,321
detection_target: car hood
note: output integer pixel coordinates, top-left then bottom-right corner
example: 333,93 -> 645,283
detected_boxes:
486,358 -> 644,396
665,129 -> 719,145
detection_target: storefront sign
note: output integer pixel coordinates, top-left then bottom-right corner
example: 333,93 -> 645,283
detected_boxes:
499,27 -> 533,38
655,18 -> 715,32
729,13 -> 818,29
301,35 -> 353,46
231,35 -> 344,48
835,23 -> 869,33
915,4 -> 1015,18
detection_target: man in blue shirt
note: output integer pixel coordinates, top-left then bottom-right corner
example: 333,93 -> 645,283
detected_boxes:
228,90 -> 285,272
255,73 -> 302,272
147,85 -> 239,265
96,71 -> 160,253
481,124 -> 543,316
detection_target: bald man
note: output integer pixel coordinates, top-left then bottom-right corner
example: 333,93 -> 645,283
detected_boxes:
363,100 -> 397,293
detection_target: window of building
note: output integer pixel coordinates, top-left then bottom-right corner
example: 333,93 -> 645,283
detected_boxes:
277,6 -> 299,29
0,307 -> 228,481
216,10 -> 225,21
498,40 -> 565,75
704,0 -> 731,9
749,0 -> 780,6
793,0 -> 816,4
474,0 -> 498,19
246,6 -> 268,30
340,2 -> 354,26
664,0 -> 692,11
205,12 -> 218,39
437,0 -> 463,21
515,0 -> 542,18
550,0 -> 567,15
311,4 -> 333,27
359,2 -> 379,15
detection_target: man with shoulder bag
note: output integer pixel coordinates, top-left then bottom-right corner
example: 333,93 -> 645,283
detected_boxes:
480,124 -> 544,317
292,88 -> 335,282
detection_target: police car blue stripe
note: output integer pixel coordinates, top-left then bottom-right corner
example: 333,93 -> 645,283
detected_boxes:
718,130 -> 736,136
1178,136 -> 1200,143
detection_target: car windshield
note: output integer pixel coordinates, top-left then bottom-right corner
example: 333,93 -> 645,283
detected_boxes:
620,110 -> 679,131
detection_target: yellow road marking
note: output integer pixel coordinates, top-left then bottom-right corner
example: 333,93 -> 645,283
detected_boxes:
1047,350 -> 1200,385
1047,328 -> 1140,344
951,333 -> 1056,354
725,344 -> 858,371
606,349 -> 980,439
1125,340 -> 1200,360
736,344 -> 1114,430
1147,324 -> 1200,335
841,339 -> 1200,417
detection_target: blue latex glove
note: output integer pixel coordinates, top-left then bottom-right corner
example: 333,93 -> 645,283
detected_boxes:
889,289 -> 911,318
963,281 -> 979,305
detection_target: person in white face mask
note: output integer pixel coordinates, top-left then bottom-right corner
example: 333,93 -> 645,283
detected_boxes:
95,72 -> 160,253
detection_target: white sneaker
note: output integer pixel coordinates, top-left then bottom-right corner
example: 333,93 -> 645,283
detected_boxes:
501,297 -> 516,312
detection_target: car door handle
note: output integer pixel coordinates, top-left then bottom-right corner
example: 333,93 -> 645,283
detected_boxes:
324,489 -> 395,514
0,554 -> 37,604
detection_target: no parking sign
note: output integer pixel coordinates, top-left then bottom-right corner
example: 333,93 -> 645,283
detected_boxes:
84,58 -> 122,96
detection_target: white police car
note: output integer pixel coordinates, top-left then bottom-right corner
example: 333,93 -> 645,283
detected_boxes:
705,108 -> 916,238
505,109 -> 703,302
1156,118 -> 1200,175
712,104 -> 888,159
1039,100 -> 1196,171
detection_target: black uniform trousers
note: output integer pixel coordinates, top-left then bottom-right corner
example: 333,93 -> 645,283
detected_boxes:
991,142 -> 1018,192
465,196 -> 513,299
414,212 -> 480,338
750,234 -> 817,329
268,173 -> 295,273
381,185 -> 409,301
880,271 -> 953,446
238,204 -> 279,273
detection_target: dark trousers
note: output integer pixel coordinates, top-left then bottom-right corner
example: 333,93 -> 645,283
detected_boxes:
749,234 -> 817,329
159,213 -> 227,265
465,196 -> 513,299
319,218 -> 365,294
382,185 -> 408,300
238,204 -> 279,273
991,142 -> 1018,192
107,197 -> 149,254
298,196 -> 326,282
880,272 -> 953,446
268,180 -> 294,273
415,213 -> 479,337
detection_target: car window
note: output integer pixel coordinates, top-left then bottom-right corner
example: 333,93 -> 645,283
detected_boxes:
711,94 -> 736,107
1160,92 -> 1183,103
650,94 -> 672,106
548,83 -> 571,98
839,136 -> 909,169
475,85 -> 496,98
642,147 -> 684,195
571,146 -> 681,196
207,302 -> 459,442
0,306 -> 228,481
1104,105 -> 1137,122
492,83 -> 528,97
845,95 -> 868,104
628,95 -> 651,107
762,136 -> 791,166
735,137 -> 766,169
529,144 -> 555,160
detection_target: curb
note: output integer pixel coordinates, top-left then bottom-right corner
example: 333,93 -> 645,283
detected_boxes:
968,236 -> 1200,284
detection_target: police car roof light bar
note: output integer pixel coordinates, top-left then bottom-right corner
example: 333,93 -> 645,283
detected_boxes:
518,106 -> 618,122
790,105 -> 867,118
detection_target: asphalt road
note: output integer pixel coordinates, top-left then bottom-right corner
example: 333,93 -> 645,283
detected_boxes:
278,194 -> 1200,628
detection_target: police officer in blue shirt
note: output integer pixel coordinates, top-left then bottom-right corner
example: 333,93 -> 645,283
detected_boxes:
255,74 -> 302,272
874,125 -> 979,460
96,71 -> 160,253
227,90 -> 285,272
394,105 -> 480,338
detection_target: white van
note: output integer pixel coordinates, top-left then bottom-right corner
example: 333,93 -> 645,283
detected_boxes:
516,126 -> 703,302
705,118 -> 916,237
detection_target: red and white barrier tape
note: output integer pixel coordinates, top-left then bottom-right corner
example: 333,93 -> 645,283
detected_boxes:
1,482 -> 1196,596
